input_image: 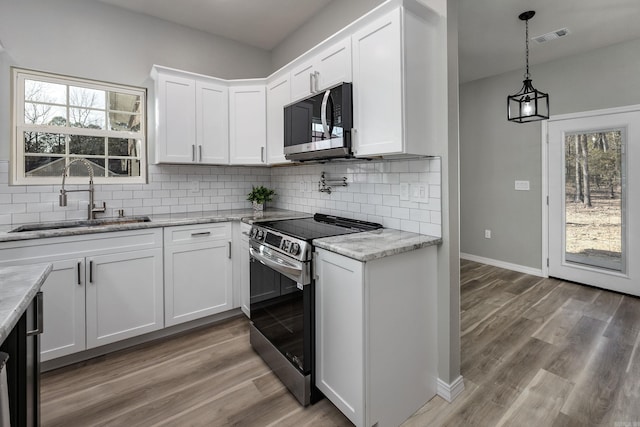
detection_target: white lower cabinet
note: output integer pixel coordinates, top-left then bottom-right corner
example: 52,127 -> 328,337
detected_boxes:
0,229 -> 164,362
164,223 -> 233,326
86,249 -> 164,348
315,246 -> 438,427
39,258 -> 86,361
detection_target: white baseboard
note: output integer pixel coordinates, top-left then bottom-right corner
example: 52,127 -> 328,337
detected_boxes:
460,253 -> 544,277
437,376 -> 465,402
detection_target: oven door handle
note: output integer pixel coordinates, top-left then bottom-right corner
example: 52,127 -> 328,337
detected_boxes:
250,246 -> 305,282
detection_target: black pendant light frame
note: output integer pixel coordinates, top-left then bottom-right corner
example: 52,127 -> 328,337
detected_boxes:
507,10 -> 549,123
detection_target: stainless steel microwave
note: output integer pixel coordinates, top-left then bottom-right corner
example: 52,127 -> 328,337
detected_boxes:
284,82 -> 353,162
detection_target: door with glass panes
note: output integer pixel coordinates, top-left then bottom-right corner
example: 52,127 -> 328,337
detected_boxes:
547,106 -> 640,296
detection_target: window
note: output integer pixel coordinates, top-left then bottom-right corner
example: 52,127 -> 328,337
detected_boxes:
12,68 -> 147,185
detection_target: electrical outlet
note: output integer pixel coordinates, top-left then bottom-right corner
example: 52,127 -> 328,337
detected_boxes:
485,229 -> 491,239
515,180 -> 530,191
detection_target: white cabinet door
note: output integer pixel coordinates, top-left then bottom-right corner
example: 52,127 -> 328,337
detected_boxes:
351,9 -> 404,157
315,248 -> 364,427
86,248 -> 164,348
156,73 -> 197,163
196,80 -> 229,164
164,239 -> 232,326
290,38 -> 352,102
290,60 -> 315,102
266,75 -> 291,165
315,38 -> 352,91
229,85 -> 267,165
40,258 -> 86,362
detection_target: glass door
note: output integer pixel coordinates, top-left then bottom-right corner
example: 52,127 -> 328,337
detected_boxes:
547,107 -> 640,295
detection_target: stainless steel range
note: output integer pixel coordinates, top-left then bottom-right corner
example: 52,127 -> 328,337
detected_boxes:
248,214 -> 381,405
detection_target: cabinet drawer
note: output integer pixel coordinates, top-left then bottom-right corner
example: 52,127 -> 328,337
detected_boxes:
164,222 -> 231,246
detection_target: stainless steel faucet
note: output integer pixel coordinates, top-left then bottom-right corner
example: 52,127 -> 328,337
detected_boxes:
59,158 -> 106,220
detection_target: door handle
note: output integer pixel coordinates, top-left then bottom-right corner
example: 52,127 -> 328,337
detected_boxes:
191,231 -> 211,237
261,147 -> 265,163
77,261 -> 82,285
27,292 -> 44,336
198,145 -> 202,162
192,144 -> 196,162
89,260 -> 93,283
314,71 -> 320,92
309,72 -> 314,94
321,90 -> 331,139
228,241 -> 232,259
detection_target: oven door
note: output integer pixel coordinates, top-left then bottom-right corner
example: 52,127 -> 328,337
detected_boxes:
249,242 -> 312,374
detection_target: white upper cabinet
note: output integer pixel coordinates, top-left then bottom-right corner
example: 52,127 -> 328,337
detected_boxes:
155,72 -> 197,163
152,66 -> 229,165
290,37 -> 352,102
351,6 -> 445,158
266,73 -> 291,165
196,80 -> 229,164
229,84 -> 267,165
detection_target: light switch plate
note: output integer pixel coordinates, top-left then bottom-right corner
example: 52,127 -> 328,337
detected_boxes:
515,180 -> 530,191
410,184 -> 429,203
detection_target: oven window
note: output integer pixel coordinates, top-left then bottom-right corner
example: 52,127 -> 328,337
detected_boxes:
250,258 -> 306,373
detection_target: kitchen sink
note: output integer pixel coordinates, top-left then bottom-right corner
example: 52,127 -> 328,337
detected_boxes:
9,216 -> 152,233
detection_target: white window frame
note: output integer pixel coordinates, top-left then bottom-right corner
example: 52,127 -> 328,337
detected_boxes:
11,68 -> 147,185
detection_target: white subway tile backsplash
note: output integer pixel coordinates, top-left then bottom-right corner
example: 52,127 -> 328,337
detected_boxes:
270,158 -> 441,237
0,158 -> 440,236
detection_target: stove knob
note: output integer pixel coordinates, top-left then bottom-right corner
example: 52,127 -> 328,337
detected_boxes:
282,240 -> 291,251
290,243 -> 300,255
249,228 -> 257,238
256,230 -> 264,240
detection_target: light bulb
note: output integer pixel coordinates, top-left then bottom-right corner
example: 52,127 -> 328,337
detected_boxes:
522,100 -> 533,116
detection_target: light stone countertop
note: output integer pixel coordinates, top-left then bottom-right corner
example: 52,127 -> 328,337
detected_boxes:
0,209 -> 310,243
313,228 -> 442,262
0,263 -> 52,344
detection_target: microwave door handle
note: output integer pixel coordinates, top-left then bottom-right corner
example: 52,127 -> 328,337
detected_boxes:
328,94 -> 335,137
321,89 -> 331,139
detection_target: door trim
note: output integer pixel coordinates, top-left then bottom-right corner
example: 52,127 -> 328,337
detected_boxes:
543,103 -> 640,281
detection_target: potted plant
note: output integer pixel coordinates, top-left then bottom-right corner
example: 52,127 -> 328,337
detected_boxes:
247,185 -> 276,211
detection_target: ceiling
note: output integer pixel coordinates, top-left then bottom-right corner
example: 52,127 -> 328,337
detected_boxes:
97,0 -> 332,51
97,0 -> 640,83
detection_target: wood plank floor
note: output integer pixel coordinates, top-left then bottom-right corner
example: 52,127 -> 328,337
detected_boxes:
42,260 -> 640,426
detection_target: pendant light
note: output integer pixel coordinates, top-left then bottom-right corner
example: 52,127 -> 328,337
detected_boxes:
507,11 -> 549,123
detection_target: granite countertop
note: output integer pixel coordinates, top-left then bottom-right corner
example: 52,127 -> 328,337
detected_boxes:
0,209 -> 310,243
313,229 -> 442,262
0,263 -> 52,344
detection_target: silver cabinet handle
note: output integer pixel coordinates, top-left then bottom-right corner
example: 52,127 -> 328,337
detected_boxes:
89,260 -> 93,283
198,145 -> 202,162
192,144 -> 196,162
309,72 -> 314,94
191,231 -> 211,237
27,292 -> 44,336
314,71 -> 320,92
228,241 -> 232,259
261,147 -> 265,163
77,261 -> 82,285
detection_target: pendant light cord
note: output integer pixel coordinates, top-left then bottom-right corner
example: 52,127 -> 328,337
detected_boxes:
524,18 -> 530,79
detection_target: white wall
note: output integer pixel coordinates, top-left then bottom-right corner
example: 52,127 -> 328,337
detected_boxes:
0,0 -> 271,160
460,37 -> 640,269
